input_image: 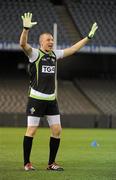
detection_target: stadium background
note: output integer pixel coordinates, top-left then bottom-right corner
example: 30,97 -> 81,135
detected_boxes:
0,0 -> 116,128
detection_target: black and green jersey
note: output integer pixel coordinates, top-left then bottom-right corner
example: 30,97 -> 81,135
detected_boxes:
29,49 -> 56,93
28,48 -> 63,101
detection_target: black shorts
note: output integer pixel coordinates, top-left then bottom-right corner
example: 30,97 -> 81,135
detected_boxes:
26,97 -> 60,117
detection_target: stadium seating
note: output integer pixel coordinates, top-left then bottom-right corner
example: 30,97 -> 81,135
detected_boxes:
0,0 -> 71,46
58,80 -> 99,115
0,0 -> 115,47
75,78 -> 116,115
1,76 -> 116,116
0,77 -> 97,114
0,76 -> 28,113
64,0 -> 116,46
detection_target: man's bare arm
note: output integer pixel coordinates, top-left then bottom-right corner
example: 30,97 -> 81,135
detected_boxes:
63,37 -> 89,58
20,29 -> 32,56
63,22 -> 98,58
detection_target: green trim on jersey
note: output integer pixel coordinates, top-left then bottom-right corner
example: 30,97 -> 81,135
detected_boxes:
29,93 -> 56,101
35,50 -> 45,85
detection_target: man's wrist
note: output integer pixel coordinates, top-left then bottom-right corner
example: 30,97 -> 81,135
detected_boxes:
23,27 -> 30,30
87,35 -> 92,40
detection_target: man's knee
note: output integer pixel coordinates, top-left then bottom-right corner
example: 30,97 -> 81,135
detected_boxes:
51,124 -> 62,138
25,126 -> 38,137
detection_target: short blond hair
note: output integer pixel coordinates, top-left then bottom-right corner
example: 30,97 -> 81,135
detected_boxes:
39,32 -> 53,45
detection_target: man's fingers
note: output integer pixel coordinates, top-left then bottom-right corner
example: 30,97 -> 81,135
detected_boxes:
21,15 -> 24,20
92,22 -> 98,31
24,13 -> 27,18
22,12 -> 33,19
29,13 -> 32,20
31,22 -> 37,26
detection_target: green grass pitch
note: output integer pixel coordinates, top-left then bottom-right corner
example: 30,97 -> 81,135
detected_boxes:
0,128 -> 116,180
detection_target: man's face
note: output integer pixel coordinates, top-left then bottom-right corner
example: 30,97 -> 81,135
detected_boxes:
40,34 -> 54,52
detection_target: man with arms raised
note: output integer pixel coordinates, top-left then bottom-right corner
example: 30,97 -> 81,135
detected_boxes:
20,12 -> 98,171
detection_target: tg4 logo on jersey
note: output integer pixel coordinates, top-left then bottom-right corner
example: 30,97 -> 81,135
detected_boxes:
42,65 -> 55,73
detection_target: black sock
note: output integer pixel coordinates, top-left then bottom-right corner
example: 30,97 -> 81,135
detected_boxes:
23,136 -> 33,166
48,137 -> 60,165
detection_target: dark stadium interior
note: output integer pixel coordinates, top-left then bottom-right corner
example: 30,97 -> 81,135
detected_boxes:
0,0 -> 116,128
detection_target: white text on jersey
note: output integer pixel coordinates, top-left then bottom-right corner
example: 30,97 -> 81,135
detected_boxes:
42,65 -> 55,73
